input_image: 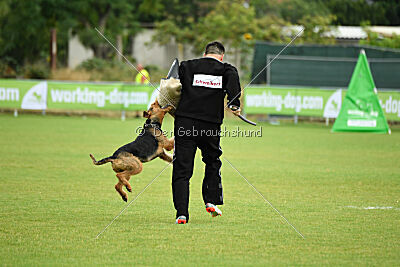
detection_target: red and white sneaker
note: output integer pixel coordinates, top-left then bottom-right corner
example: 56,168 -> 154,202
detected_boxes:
205,203 -> 222,217
175,215 -> 187,224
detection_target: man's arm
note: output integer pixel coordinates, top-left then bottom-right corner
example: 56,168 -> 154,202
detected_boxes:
178,62 -> 185,89
225,66 -> 241,115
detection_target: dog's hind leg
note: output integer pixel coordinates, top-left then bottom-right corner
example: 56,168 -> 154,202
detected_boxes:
116,171 -> 133,193
112,153 -> 143,200
115,182 -> 128,202
123,157 -> 143,192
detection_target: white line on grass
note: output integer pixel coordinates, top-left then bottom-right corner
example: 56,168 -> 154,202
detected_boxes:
223,157 -> 305,239
95,159 -> 175,239
345,206 -> 400,210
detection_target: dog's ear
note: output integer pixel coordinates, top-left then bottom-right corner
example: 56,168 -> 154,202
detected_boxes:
143,110 -> 150,118
154,99 -> 159,106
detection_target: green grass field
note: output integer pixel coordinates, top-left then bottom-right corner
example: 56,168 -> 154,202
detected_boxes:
0,113 -> 399,266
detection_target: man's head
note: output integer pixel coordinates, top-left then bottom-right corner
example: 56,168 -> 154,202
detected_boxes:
204,41 -> 225,61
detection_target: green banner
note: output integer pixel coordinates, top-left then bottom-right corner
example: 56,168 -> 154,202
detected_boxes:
47,81 -> 153,110
332,51 -> 390,133
245,87 -> 342,118
378,91 -> 400,122
2,79 -> 399,122
0,79 -> 154,111
0,79 -> 47,109
244,87 -> 400,122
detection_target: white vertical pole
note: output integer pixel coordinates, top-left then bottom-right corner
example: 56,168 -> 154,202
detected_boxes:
266,55 -> 271,86
121,110 -> 126,121
14,109 -> 18,117
50,28 -> 57,72
116,35 -> 123,61
266,55 -> 271,121
294,88 -> 298,125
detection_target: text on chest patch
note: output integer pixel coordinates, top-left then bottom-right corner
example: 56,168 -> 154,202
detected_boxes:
192,74 -> 223,89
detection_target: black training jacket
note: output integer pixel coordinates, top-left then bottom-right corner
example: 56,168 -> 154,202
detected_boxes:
175,57 -> 241,124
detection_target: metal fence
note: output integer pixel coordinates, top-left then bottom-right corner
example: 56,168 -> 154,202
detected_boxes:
252,42 -> 400,89
265,55 -> 400,89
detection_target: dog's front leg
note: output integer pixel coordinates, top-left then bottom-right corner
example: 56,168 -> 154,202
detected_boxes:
159,150 -> 173,163
164,137 -> 174,151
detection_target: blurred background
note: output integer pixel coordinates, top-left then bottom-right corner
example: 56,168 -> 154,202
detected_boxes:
1,0 -> 400,123
1,0 -> 399,83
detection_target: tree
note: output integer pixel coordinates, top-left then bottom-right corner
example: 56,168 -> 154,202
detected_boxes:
151,0 -> 214,59
152,0 -> 337,75
193,1 -> 257,51
193,1 -> 258,69
0,0 -> 75,72
0,1 -> 51,67
191,0 -> 335,48
297,15 -> 336,45
0,0 -> 11,51
360,30 -> 400,49
277,0 -> 330,24
325,0 -> 400,26
68,0 -> 139,59
250,0 -> 336,45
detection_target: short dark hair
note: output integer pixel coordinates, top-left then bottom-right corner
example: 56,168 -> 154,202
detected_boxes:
205,41 -> 225,55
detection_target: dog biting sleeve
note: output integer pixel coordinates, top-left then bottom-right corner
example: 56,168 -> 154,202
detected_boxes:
157,78 -> 182,116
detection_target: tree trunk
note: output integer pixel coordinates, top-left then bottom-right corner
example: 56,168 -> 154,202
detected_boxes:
50,28 -> 57,71
95,6 -> 111,59
116,35 -> 123,61
178,43 -> 184,60
234,47 -> 241,76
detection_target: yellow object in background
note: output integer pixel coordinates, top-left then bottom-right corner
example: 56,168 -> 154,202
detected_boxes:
135,68 -> 150,84
243,33 -> 253,40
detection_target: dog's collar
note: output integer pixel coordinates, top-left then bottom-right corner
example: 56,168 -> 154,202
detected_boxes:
144,119 -> 161,130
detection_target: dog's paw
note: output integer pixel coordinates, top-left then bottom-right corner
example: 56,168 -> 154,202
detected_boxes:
125,186 -> 132,192
122,195 -> 127,202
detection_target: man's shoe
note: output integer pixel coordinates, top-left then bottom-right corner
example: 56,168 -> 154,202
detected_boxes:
205,203 -> 222,217
175,215 -> 187,224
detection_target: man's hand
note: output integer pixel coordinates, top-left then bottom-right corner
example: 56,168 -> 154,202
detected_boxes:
229,105 -> 241,116
231,108 -> 241,116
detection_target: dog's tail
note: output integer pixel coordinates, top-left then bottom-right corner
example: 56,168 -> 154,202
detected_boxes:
90,154 -> 114,165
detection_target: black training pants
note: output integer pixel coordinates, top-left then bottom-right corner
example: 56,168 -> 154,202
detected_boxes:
172,116 -> 223,221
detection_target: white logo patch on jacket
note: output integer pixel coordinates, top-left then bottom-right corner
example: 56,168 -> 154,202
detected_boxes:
193,74 -> 222,89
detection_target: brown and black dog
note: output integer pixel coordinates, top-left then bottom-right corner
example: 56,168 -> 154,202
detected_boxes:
90,100 -> 174,202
